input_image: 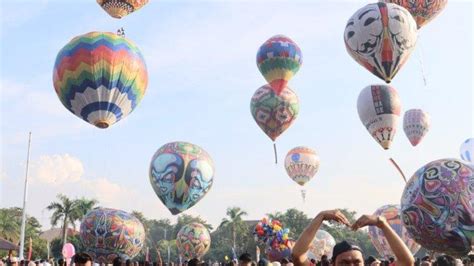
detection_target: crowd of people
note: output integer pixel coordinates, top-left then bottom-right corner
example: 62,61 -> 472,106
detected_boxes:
1,210 -> 473,266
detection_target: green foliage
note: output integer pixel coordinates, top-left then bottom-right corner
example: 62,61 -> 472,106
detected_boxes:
268,208 -> 311,239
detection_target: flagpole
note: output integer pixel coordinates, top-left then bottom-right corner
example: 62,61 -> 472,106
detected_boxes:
19,132 -> 32,260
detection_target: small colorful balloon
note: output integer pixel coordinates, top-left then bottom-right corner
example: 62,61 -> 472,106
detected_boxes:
257,35 -> 302,95
176,223 -> 211,260
97,0 -> 149,19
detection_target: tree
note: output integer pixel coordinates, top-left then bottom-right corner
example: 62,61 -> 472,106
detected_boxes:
0,208 -> 20,241
46,194 -> 82,245
268,208 -> 311,239
75,198 -> 98,219
219,207 -> 248,253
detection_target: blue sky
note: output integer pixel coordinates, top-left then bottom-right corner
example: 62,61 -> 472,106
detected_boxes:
1,0 -> 472,230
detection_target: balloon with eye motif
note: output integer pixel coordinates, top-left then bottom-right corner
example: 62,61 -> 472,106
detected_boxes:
53,31 -> 148,129
79,208 -> 145,263
368,205 -> 420,258
383,0 -> 447,29
176,223 -> 211,260
403,109 -> 431,146
344,3 -> 417,83
460,138 -> 474,165
250,85 -> 299,142
256,35 -> 302,95
284,146 -> 320,186
149,142 -> 214,215
400,158 -> 474,256
97,0 -> 149,19
357,85 -> 402,150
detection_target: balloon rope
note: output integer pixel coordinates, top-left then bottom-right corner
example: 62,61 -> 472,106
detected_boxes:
417,34 -> 427,87
389,158 -> 407,183
301,189 -> 306,203
273,142 -> 278,164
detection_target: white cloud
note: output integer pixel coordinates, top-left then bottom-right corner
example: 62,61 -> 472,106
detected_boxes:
31,154 -> 84,185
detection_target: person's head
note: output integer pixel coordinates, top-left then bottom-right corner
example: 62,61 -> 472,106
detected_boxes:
125,260 -> 132,266
9,257 -> 18,266
73,253 -> 93,266
331,241 -> 363,266
113,257 -> 124,266
257,259 -> 269,266
433,255 -> 456,266
280,258 -> 289,266
239,254 -> 252,266
39,261 -> 44,264
422,257 -> 431,262
388,258 -> 394,264
187,258 -> 200,266
310,259 -> 316,265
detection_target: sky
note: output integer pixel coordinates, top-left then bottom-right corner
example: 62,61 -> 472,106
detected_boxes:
0,0 -> 473,231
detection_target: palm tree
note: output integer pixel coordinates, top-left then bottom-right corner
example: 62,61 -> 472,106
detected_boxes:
46,194 -> 81,245
0,209 -> 20,242
219,207 -> 247,253
75,198 -> 98,220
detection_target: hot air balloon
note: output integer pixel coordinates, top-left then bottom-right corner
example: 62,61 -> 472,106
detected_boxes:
53,31 -> 148,128
368,205 -> 420,258
403,109 -> 430,146
460,138 -> 473,164
284,146 -> 320,201
80,208 -> 145,263
401,159 -> 474,256
176,223 -> 211,260
97,0 -> 149,19
251,85 -> 299,163
344,3 -> 417,83
357,85 -> 402,150
256,35 -> 302,95
149,142 -> 214,215
383,0 -> 447,29
307,230 -> 336,261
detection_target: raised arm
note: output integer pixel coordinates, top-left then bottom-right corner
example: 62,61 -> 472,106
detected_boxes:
352,215 -> 415,266
292,210 -> 350,266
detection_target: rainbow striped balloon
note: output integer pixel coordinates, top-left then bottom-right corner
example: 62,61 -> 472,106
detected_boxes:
53,32 -> 148,128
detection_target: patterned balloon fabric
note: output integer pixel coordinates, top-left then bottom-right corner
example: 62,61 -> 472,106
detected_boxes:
149,142 -> 214,215
250,85 -> 299,142
53,31 -> 148,129
401,159 -> 474,256
307,230 -> 336,261
403,109 -> 431,146
80,208 -> 145,263
383,0 -> 448,29
97,0 -> 149,19
256,35 -> 302,95
357,85 -> 401,150
368,205 -> 420,258
344,3 -> 417,83
284,146 -> 320,186
176,223 -> 211,260
460,138 -> 473,165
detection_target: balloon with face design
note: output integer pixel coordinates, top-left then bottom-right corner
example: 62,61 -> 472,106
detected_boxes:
149,142 -> 214,215
383,0 -> 447,29
250,84 -> 299,142
400,159 -> 474,256
344,3 -> 417,83
79,208 -> 145,263
357,85 -> 402,150
176,223 -> 211,260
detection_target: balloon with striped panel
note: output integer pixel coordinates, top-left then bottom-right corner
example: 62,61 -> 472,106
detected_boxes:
257,35 -> 302,95
460,138 -> 473,164
53,32 -> 148,128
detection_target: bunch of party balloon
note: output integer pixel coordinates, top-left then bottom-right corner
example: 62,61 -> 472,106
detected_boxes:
252,35 -> 302,164
253,218 -> 293,262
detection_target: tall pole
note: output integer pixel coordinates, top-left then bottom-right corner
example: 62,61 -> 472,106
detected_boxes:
19,132 -> 32,260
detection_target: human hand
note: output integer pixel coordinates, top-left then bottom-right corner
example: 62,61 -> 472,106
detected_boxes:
316,209 -> 351,226
351,214 -> 387,231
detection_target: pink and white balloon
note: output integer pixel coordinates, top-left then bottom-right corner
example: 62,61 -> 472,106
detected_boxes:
403,109 -> 430,146
62,243 -> 76,266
